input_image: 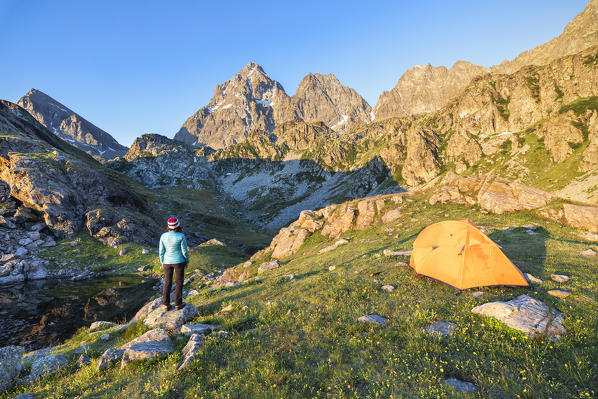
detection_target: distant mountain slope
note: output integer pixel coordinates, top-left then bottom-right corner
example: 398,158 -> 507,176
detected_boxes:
174,63 -> 372,149
374,0 -> 598,120
373,61 -> 488,120
493,0 -> 598,74
18,89 -> 128,160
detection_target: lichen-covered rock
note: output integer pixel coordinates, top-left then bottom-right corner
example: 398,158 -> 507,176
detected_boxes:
179,334 -> 204,370
97,348 -> 125,370
471,294 -> 566,340
121,328 -> 174,368
357,314 -> 388,327
29,354 -> 69,381
0,345 -> 24,393
424,321 -> 457,337
143,303 -> 199,330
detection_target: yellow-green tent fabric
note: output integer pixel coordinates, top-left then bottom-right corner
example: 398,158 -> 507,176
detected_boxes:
409,220 -> 529,290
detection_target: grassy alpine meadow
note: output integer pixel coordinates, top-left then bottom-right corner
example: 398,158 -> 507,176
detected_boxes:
3,200 -> 597,398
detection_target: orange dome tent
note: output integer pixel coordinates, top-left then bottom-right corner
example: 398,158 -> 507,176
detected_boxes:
409,220 -> 529,290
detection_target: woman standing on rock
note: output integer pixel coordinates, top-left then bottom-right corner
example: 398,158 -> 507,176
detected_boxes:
159,217 -> 189,311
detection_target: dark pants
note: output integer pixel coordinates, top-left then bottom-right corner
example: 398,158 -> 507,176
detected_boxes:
162,262 -> 186,308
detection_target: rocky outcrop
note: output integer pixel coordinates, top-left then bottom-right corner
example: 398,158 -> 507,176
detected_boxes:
263,193 -> 404,261
472,295 -> 566,340
540,203 -> 598,233
85,207 -> 160,247
18,89 -> 127,160
0,100 -> 159,245
429,174 -> 553,214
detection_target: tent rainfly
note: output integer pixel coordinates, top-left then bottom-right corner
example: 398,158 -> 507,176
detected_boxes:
409,220 -> 529,290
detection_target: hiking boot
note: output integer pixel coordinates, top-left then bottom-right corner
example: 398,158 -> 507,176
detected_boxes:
162,305 -> 171,312
175,303 -> 186,311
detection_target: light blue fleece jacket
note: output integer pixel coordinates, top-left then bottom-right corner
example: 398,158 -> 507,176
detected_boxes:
159,231 -> 189,265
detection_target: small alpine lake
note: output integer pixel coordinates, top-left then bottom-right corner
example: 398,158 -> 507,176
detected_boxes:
0,275 -> 157,352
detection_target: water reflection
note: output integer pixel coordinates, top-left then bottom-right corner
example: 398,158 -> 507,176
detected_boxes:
0,275 -> 157,351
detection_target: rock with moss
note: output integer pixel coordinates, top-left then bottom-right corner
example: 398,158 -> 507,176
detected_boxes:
0,346 -> 24,393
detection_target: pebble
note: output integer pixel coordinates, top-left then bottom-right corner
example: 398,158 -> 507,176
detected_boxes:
548,290 -> 570,298
580,248 -> 596,257
141,248 -> 150,254
395,262 -> 409,267
472,291 -> 484,298
119,248 -> 127,256
357,314 -> 388,327
328,266 -> 336,271
550,274 -> 569,283
524,273 -> 543,284
381,285 -> 395,292
444,378 -> 478,393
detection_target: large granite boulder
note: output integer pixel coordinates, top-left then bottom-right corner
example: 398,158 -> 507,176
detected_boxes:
0,346 -> 24,393
541,203 -> 598,234
471,294 -> 565,340
143,303 -> 199,330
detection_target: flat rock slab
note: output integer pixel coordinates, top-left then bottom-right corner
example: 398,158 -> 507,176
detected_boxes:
579,232 -> 598,242
258,260 -> 280,274
472,291 -> 484,298
357,314 -> 388,327
383,249 -> 412,257
121,328 -> 174,368
548,289 -> 571,298
424,321 -> 457,337
580,248 -> 596,257
319,239 -> 349,254
444,378 -> 478,393
97,348 -> 125,370
471,294 -> 565,340
551,274 -> 569,283
29,354 -> 69,381
179,334 -> 203,370
181,323 -> 220,336
0,345 -> 24,393
143,303 -> 199,330
524,273 -> 543,284
13,394 -> 35,399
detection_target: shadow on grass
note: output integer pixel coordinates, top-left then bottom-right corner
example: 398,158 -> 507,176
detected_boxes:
489,226 -> 548,277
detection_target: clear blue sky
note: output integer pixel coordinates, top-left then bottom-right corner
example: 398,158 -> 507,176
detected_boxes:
0,0 -> 589,146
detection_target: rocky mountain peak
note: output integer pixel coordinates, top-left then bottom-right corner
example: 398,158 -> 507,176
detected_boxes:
290,72 -> 372,130
17,89 -> 127,160
174,65 -> 372,148
174,63 -> 291,149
